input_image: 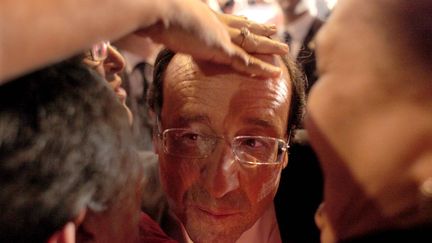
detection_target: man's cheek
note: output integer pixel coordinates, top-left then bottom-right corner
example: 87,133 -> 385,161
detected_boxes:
160,158 -> 201,203
239,164 -> 282,204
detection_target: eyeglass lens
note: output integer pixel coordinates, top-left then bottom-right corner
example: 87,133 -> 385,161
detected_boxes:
162,129 -> 286,164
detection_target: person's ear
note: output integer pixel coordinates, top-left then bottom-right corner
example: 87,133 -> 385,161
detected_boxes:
46,209 -> 87,243
282,150 -> 289,169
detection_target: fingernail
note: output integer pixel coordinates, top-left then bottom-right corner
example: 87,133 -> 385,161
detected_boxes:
274,68 -> 282,77
267,24 -> 277,30
281,43 -> 289,53
268,65 -> 282,77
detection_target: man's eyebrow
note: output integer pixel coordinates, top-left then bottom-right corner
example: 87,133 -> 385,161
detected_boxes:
176,114 -> 211,126
243,117 -> 276,129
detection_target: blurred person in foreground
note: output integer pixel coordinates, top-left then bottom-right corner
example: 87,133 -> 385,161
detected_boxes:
147,48 -> 305,243
81,41 -> 133,123
306,0 -> 432,242
1,0 -> 286,83
0,61 -> 165,243
77,42 -> 178,243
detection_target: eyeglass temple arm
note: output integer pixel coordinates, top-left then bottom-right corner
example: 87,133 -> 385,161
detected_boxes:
155,116 -> 163,138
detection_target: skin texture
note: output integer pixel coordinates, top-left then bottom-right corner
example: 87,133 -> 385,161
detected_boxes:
155,54 -> 292,243
306,0 -> 432,241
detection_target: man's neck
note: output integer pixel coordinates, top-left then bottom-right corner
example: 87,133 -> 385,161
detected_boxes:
236,204 -> 281,243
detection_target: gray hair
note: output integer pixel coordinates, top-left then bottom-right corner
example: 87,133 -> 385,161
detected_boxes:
0,61 -> 138,242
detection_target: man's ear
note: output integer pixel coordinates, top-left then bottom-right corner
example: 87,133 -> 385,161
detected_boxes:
46,209 -> 87,243
282,150 -> 289,169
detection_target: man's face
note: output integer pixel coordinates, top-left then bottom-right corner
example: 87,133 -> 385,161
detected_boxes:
82,45 -> 133,123
306,0 -> 432,239
156,54 -> 291,243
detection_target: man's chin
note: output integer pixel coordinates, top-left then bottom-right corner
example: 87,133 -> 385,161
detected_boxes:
185,215 -> 245,243
185,226 -> 240,243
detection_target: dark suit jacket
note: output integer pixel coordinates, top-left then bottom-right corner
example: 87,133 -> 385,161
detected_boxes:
274,129 -> 323,243
274,19 -> 325,242
296,18 -> 324,95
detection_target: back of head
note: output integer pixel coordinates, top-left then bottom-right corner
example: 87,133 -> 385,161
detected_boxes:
0,61 -> 135,242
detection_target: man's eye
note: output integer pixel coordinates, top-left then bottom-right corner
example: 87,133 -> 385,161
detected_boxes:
243,138 -> 263,148
175,132 -> 206,146
181,132 -> 200,141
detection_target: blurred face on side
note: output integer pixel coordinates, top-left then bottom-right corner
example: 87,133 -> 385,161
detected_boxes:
306,0 -> 432,240
156,54 -> 291,243
78,44 -> 141,242
83,43 -> 133,123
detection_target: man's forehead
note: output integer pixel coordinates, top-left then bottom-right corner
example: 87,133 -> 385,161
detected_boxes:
166,53 -> 290,82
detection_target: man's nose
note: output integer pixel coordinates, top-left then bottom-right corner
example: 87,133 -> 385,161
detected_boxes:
202,146 -> 240,198
103,46 -> 125,76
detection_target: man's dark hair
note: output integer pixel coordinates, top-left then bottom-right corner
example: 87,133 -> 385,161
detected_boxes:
148,49 -> 306,140
0,61 -> 136,242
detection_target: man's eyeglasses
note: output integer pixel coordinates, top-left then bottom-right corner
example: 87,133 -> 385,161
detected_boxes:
158,128 -> 289,165
89,41 -> 110,62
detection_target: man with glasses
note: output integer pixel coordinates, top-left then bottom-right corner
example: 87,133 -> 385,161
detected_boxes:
148,49 -> 305,243
81,41 -> 134,123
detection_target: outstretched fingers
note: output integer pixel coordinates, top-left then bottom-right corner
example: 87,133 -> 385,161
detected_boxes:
217,13 -> 277,37
227,46 -> 282,78
229,27 -> 288,55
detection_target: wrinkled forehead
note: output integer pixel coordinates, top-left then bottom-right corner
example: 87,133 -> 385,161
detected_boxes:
165,53 -> 290,86
162,54 -> 292,137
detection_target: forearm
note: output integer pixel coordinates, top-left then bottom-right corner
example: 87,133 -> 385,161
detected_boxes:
0,0 -> 287,83
0,0 -> 164,83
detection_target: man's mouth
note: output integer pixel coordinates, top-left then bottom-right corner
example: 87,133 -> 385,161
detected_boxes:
193,205 -> 241,220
